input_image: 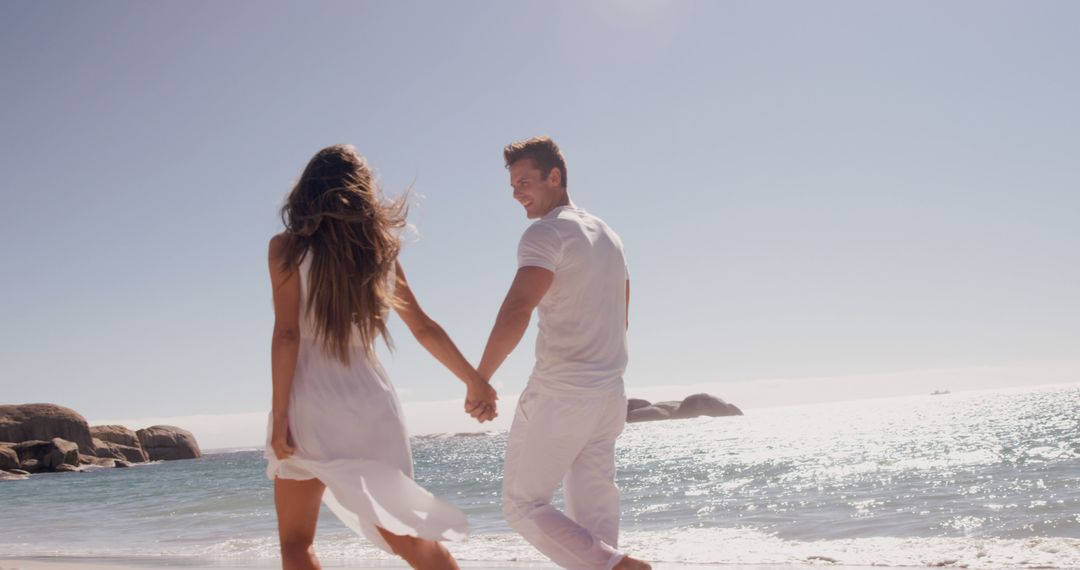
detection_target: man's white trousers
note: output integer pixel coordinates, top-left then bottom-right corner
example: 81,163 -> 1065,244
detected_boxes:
501,383 -> 628,570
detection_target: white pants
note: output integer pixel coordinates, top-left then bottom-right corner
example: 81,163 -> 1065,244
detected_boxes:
501,383 -> 628,570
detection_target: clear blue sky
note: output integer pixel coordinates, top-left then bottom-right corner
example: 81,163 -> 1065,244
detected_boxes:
2,1 -> 1078,432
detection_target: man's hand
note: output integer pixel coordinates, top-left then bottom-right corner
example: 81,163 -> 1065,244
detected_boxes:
270,415 -> 295,460
465,380 -> 498,423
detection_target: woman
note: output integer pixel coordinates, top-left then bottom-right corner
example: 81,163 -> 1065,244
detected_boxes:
265,144 -> 496,569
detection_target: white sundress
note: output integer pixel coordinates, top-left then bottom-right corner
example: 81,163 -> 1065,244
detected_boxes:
264,253 -> 467,552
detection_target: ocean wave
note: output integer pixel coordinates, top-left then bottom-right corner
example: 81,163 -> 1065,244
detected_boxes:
5,528 -> 1079,568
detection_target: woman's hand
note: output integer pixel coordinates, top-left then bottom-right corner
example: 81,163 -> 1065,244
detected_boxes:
271,415 -> 295,460
465,380 -> 498,423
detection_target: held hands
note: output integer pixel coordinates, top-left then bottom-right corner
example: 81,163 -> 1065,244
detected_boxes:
270,414 -> 295,460
465,379 -> 498,423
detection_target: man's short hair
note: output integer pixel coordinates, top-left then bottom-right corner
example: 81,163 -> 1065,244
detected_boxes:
503,136 -> 567,188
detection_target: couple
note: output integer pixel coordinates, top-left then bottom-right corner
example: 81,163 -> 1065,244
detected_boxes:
264,137 -> 649,570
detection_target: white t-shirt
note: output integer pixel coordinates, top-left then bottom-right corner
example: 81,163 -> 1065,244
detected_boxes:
517,205 -> 629,394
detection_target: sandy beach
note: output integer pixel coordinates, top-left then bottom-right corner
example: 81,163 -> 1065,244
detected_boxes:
1,558 -> 888,570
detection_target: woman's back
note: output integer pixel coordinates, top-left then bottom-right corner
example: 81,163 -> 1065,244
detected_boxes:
295,250 -> 395,351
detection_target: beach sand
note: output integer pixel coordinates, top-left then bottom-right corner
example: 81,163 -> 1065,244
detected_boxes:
1,558 -> 887,570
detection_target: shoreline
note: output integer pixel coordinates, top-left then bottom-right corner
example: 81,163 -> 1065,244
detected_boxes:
0,557 -> 895,570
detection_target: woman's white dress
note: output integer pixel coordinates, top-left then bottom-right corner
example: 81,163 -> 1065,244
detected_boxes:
264,254 -> 467,552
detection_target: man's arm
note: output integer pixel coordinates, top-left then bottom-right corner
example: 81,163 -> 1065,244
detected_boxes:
476,266 -> 554,382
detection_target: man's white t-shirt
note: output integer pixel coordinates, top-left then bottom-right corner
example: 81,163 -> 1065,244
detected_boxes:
517,205 -> 629,394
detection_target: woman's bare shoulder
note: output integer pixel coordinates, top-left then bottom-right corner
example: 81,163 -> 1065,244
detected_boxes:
269,232 -> 292,255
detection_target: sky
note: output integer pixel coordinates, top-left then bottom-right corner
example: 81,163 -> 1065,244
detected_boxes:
2,1 -> 1078,448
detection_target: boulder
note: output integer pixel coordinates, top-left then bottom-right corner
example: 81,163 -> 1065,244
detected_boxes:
13,438 -> 81,471
673,393 -> 743,419
20,458 -> 41,473
0,404 -> 95,452
653,401 -> 681,413
54,464 -> 81,473
0,443 -> 18,470
93,438 -> 148,463
13,440 -> 52,463
114,460 -> 132,468
626,394 -> 745,423
45,438 -> 80,469
627,405 -> 672,423
82,456 -> 116,468
90,425 -> 141,448
136,426 -> 201,461
1,470 -> 29,481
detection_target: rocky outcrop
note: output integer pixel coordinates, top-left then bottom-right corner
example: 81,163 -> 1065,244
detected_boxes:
0,404 -> 201,479
20,458 -> 41,473
81,455 -> 116,468
653,401 -> 681,414
0,443 -> 19,471
137,426 -> 201,461
93,438 -> 149,463
46,438 -> 80,469
0,404 -> 95,452
626,393 -> 743,423
91,425 -> 141,448
673,393 -> 742,419
12,438 -> 81,470
627,399 -> 651,413
627,405 -> 672,422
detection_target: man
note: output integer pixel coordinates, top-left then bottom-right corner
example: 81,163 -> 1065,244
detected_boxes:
469,136 -> 650,570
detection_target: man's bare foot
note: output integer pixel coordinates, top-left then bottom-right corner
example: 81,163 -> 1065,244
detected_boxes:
613,555 -> 652,570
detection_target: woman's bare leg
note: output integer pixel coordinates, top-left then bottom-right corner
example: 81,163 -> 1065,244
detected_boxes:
377,527 -> 460,570
274,478 -> 326,570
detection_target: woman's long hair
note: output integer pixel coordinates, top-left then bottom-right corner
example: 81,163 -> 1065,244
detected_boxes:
279,144 -> 407,364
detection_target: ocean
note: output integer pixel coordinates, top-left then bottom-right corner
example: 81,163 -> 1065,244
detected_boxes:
2,384 -> 1078,568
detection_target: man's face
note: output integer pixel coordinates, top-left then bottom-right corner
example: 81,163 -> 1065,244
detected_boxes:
509,159 -> 560,219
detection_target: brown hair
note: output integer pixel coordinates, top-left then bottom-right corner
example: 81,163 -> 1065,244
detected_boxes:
503,136 -> 567,188
278,144 -> 406,364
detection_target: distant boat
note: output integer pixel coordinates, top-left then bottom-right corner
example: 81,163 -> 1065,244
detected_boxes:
931,389 -> 951,396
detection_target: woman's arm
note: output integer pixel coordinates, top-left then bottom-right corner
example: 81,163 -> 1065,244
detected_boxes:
391,263 -> 498,421
269,234 -> 301,459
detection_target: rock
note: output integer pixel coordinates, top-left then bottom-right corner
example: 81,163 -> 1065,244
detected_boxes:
54,463 -> 81,473
45,438 -> 80,469
87,456 -> 116,468
653,401 -> 681,413
92,438 -> 118,458
1,470 -> 29,481
79,453 -> 117,467
8,469 -> 30,475
20,458 -> 41,473
114,460 -> 132,468
0,404 -> 95,452
93,438 -> 148,463
13,440 -> 53,463
136,426 -> 201,461
626,394 -> 745,423
13,438 -> 81,471
673,393 -> 743,419
627,405 -> 673,423
0,443 -> 19,470
90,425 -> 141,448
